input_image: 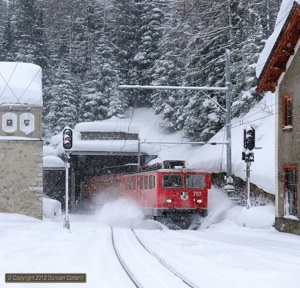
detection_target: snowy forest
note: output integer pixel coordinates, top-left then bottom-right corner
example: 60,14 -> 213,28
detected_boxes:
0,0 -> 281,142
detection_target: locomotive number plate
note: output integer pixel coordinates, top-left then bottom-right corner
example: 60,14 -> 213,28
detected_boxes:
193,191 -> 202,196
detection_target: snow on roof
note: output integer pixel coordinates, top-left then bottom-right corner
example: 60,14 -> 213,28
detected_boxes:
43,155 -> 65,169
0,136 -> 40,141
0,62 -> 42,106
43,145 -> 65,169
75,116 -> 140,134
51,108 -> 185,156
256,0 -> 297,78
43,145 -> 57,157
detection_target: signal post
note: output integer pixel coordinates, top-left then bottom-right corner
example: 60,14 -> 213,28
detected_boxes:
62,127 -> 73,230
242,126 -> 255,209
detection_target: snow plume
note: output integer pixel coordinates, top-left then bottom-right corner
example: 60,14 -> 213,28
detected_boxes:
200,186 -> 233,229
95,197 -> 144,228
91,188 -> 121,209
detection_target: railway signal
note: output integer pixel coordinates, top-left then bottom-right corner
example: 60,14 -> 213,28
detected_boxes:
63,127 -> 73,150
244,126 -> 255,151
62,126 -> 72,230
242,126 -> 256,209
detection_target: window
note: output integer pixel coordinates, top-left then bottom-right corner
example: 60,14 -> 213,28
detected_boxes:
132,179 -> 136,190
140,177 -> 143,189
162,174 -> 183,188
125,179 -> 130,190
186,174 -> 205,188
125,178 -> 136,190
149,175 -> 155,189
149,175 -> 153,189
144,176 -> 148,189
282,94 -> 293,129
6,119 -> 13,126
284,165 -> 297,216
2,113 -> 17,133
149,175 -> 156,189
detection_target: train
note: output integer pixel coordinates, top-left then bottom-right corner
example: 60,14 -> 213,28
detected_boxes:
82,160 -> 211,228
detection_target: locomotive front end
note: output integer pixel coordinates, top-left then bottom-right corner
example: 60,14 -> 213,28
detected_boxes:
157,170 -> 211,218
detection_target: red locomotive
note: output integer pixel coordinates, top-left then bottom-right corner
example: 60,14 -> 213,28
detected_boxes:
82,160 -> 211,228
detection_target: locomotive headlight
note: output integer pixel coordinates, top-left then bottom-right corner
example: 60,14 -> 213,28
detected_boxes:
196,199 -> 204,204
165,199 -> 173,203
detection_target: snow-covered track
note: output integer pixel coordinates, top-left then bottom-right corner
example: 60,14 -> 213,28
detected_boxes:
111,227 -> 141,288
111,227 -> 197,288
131,229 -> 199,288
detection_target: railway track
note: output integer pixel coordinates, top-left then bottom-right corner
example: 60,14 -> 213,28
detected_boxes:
110,227 -> 199,288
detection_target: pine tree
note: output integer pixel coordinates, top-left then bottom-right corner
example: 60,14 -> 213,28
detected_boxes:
0,17 -> 16,61
33,9 -> 48,70
151,0 -> 188,131
49,60 -> 79,133
231,1 -> 265,117
0,0 -> 8,48
80,0 -> 126,122
250,0 -> 281,37
0,0 -> 281,141
130,0 -> 165,107
109,0 -> 138,91
14,0 -> 38,62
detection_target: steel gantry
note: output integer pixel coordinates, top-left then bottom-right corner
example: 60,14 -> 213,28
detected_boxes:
119,50 -> 234,192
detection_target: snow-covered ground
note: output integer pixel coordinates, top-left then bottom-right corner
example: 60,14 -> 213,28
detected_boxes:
1,187 -> 300,288
2,90 -> 298,287
5,2 -> 299,285
1,31 -> 286,286
6,70 -> 279,288
3,0 -> 298,284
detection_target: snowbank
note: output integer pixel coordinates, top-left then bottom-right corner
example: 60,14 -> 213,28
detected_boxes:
200,186 -> 275,230
227,205 -> 275,229
43,197 -> 62,219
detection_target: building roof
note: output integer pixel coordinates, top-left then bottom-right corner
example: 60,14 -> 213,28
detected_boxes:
0,62 -> 42,106
257,1 -> 300,93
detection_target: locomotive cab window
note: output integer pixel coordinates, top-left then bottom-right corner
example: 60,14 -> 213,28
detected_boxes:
163,174 -> 183,188
186,174 -> 205,188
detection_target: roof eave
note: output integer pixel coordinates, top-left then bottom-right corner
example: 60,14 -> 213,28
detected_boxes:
257,2 -> 300,93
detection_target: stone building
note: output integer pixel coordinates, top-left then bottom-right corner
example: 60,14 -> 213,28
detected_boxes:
257,1 -> 300,234
0,62 -> 43,219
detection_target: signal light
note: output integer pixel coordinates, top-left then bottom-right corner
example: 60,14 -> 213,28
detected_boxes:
63,127 -> 73,150
245,152 -> 254,162
244,127 -> 255,151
